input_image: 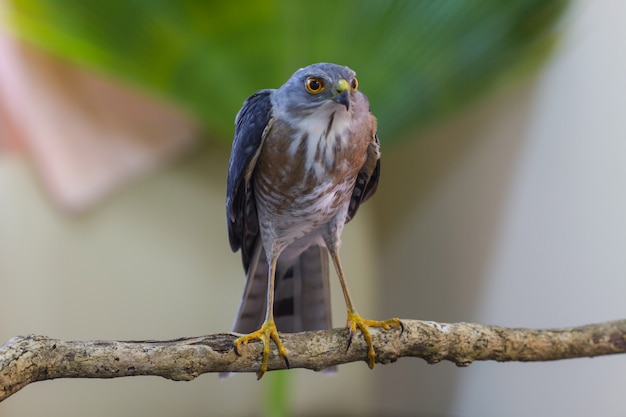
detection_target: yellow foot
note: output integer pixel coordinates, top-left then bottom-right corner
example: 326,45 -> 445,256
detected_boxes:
234,320 -> 289,379
346,311 -> 402,369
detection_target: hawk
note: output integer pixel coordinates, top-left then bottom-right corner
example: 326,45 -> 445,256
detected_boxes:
226,63 -> 400,379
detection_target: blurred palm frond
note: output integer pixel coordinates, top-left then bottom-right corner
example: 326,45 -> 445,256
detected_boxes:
6,0 -> 568,144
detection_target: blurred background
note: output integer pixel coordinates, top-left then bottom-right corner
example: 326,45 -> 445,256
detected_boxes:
1,1 -> 626,416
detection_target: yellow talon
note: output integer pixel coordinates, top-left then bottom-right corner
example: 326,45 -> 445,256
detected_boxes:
346,311 -> 402,369
234,320 -> 289,379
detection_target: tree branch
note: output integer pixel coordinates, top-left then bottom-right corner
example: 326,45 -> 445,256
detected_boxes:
2,319 -> 626,402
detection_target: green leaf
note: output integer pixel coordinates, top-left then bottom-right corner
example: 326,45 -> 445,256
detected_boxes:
263,370 -> 290,417
6,0 -> 568,145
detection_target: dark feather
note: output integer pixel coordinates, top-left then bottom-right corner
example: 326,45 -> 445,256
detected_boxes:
226,90 -> 273,269
347,133 -> 381,221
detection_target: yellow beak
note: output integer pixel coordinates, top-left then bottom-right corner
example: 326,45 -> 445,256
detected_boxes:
333,79 -> 350,110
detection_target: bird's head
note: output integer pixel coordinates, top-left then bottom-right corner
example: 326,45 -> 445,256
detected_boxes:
274,63 -> 359,116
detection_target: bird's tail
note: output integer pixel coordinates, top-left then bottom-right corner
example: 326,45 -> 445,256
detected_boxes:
232,242 -> 333,334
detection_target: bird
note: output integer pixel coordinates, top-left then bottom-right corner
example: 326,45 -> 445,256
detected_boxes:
226,62 -> 400,379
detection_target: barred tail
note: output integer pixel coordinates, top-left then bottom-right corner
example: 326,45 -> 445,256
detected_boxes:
232,242 -> 333,334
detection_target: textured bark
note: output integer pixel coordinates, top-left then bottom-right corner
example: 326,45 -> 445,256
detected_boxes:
2,319 -> 626,402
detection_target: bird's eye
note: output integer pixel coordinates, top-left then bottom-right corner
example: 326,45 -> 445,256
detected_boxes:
305,77 -> 324,94
351,77 -> 358,91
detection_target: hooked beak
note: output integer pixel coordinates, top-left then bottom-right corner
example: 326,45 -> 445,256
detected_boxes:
333,79 -> 350,111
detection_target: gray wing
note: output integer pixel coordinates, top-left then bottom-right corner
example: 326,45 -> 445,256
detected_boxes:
226,89 -> 273,270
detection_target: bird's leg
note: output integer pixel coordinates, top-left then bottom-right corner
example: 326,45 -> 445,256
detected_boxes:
329,249 -> 402,369
233,254 -> 289,379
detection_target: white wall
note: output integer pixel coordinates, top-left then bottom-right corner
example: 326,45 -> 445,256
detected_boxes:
456,2 -> 626,415
376,2 -> 626,416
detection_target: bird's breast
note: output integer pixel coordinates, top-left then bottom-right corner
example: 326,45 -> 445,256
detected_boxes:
253,113 -> 367,224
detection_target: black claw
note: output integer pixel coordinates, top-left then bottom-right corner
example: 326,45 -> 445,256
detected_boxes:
346,329 -> 354,352
234,343 -> 241,356
283,355 -> 291,369
399,320 -> 405,336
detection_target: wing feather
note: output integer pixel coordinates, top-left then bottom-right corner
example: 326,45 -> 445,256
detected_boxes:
226,89 -> 273,268
347,133 -> 381,221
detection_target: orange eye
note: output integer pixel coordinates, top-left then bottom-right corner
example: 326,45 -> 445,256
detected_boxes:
305,77 -> 325,94
351,77 -> 358,91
